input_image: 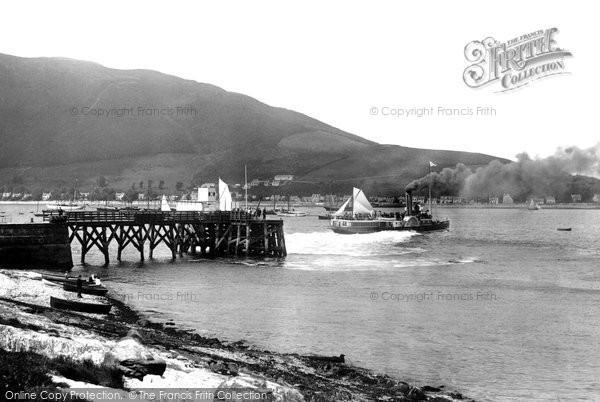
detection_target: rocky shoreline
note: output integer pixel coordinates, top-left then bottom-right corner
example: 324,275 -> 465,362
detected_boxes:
0,270 -> 472,401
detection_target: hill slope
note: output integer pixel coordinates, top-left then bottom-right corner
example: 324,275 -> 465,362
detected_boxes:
0,53 -> 504,193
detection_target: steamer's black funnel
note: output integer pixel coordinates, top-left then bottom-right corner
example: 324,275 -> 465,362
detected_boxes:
405,191 -> 413,216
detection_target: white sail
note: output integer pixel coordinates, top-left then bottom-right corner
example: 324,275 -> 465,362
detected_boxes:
218,178 -> 232,211
333,197 -> 351,216
160,195 -> 171,212
352,187 -> 373,215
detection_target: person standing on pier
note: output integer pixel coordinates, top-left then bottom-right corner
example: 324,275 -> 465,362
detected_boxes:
263,208 -> 267,219
76,275 -> 83,298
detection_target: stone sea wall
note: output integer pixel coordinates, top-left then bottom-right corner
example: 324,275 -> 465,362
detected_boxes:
0,223 -> 72,268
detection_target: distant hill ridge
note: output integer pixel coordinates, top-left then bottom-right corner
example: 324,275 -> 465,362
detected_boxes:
0,53 -> 504,192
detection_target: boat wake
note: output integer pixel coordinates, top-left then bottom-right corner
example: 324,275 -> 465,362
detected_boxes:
286,230 -> 418,257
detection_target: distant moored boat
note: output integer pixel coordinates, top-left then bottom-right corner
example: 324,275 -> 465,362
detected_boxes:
46,203 -> 85,211
275,210 -> 309,217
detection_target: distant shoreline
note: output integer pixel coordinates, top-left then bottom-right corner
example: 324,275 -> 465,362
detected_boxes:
434,203 -> 600,210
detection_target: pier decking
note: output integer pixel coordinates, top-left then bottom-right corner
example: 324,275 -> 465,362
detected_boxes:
42,210 -> 287,264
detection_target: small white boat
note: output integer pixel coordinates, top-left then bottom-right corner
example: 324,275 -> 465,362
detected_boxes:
527,200 -> 541,210
160,195 -> 174,212
276,196 -> 309,217
275,209 -> 309,217
46,203 -> 85,211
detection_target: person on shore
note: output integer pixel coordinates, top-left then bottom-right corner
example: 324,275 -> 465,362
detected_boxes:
262,208 -> 267,219
64,271 -> 69,279
76,275 -> 83,298
256,208 -> 262,218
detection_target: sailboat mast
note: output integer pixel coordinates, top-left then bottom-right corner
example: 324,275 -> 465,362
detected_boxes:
72,179 -> 78,206
428,164 -> 432,216
244,165 -> 248,210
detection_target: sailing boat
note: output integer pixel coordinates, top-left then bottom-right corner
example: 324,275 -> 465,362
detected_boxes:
323,193 -> 342,212
46,203 -> 85,211
329,187 -> 383,233
275,195 -> 308,217
319,193 -> 340,218
160,195 -> 173,211
330,187 -> 449,234
527,199 -> 541,210
218,178 -> 233,211
47,183 -> 85,211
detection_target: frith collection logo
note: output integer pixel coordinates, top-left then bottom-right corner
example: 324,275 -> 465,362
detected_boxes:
463,28 -> 572,92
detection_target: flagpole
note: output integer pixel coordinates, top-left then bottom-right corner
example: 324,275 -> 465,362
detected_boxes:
244,165 -> 248,211
428,163 -> 432,218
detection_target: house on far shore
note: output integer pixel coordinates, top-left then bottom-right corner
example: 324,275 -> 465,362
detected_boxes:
593,194 -> 600,203
571,194 -> 582,203
545,196 -> 556,205
115,192 -> 125,201
42,192 -> 52,201
502,193 -> 513,204
489,196 -> 499,204
531,196 -> 545,204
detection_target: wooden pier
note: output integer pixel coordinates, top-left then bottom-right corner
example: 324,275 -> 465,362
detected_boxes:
43,210 -> 287,264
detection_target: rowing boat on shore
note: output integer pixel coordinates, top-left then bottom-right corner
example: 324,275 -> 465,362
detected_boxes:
62,282 -> 108,296
50,296 -> 111,315
41,274 -> 78,284
42,273 -> 103,287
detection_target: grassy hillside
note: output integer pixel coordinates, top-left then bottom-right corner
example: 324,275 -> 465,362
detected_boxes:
0,53 -> 505,194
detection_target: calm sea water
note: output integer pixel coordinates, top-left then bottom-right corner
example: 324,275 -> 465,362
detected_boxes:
2,204 -> 600,401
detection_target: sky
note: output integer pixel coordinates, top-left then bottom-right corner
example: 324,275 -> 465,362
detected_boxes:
1,0 -> 597,160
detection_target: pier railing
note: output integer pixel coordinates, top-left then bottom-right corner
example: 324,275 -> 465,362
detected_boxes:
42,210 -> 263,224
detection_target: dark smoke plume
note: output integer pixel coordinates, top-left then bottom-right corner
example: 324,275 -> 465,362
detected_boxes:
405,143 -> 600,202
